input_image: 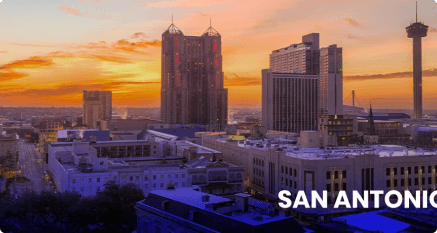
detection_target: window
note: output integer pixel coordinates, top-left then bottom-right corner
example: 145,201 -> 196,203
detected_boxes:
145,184 -> 148,189
401,179 -> 405,186
97,178 -> 101,182
285,167 -> 288,175
81,178 -> 84,183
415,167 -> 418,174
408,179 -> 411,186
130,176 -> 133,181
72,179 -> 76,184
175,174 -> 178,178
429,177 -> 432,184
401,167 -> 404,175
408,167 -> 411,174
386,180 -> 390,188
182,182 -> 185,187
421,166 -> 425,173
415,178 -> 418,186
294,169 -> 297,177
160,175 -> 164,179
326,171 -> 331,179
334,171 -> 338,179
282,166 -> 284,173
393,168 -> 397,176
81,187 -> 84,192
262,161 -> 264,167
294,181 -> 297,188
72,187 -> 76,192
89,178 -> 92,183
182,174 -> 185,178
342,183 -> 347,191
386,168 -> 390,176
105,177 -> 108,182
153,183 -> 156,188
429,166 -> 432,173
334,183 -> 339,192
326,184 -> 331,192
160,183 -> 163,188
153,175 -> 157,180
394,179 -> 397,187
342,170 -> 347,178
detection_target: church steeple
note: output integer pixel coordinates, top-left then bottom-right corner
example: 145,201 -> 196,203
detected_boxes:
368,103 -> 376,135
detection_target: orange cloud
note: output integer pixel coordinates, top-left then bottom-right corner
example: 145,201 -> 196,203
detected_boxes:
345,18 -> 360,27
344,69 -> 437,81
224,73 -> 260,86
58,6 -> 81,16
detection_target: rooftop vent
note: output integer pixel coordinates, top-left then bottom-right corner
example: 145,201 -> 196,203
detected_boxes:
201,195 -> 210,202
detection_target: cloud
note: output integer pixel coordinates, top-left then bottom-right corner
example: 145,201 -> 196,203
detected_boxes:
58,5 -> 111,19
344,68 -> 437,81
0,56 -> 54,70
347,34 -> 359,40
130,32 -> 148,39
58,6 -> 81,16
345,18 -> 360,27
429,27 -> 437,33
144,0 -> 233,8
224,73 -> 260,86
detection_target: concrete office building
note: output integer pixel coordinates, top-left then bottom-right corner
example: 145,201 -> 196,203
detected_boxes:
83,91 -> 112,128
135,187 -> 304,233
262,69 -> 318,133
201,135 -> 437,204
319,44 -> 343,116
269,33 -> 320,74
161,22 -> 228,130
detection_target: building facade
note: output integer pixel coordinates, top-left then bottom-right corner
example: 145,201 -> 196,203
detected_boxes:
319,45 -> 343,116
202,135 -> 437,204
262,69 -> 318,133
135,188 -> 303,233
269,33 -> 320,74
161,23 -> 228,130
83,91 -> 112,128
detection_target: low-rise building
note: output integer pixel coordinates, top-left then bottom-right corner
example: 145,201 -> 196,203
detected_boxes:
135,187 -> 304,233
202,135 -> 437,204
185,156 -> 244,196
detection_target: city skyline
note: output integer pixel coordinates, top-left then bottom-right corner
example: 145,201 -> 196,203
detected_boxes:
1,0 -> 437,109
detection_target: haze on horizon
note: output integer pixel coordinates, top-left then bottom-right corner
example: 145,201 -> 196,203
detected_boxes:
1,0 -> 437,109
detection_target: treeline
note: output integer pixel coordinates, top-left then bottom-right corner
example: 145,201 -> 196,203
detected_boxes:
0,181 -> 144,233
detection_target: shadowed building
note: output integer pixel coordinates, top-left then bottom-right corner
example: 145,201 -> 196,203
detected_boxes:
406,1 -> 428,119
83,91 -> 112,128
161,20 -> 228,131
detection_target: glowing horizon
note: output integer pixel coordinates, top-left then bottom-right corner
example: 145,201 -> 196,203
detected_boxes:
1,0 -> 437,109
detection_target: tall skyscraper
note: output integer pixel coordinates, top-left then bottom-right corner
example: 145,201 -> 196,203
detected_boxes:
83,90 -> 112,128
161,21 -> 228,130
269,33 -> 320,74
319,44 -> 343,116
269,33 -> 343,117
262,69 -> 318,133
406,1 -> 428,119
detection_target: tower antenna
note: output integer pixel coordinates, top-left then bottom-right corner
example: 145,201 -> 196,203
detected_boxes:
172,14 -> 173,24
210,17 -> 212,27
416,0 -> 418,22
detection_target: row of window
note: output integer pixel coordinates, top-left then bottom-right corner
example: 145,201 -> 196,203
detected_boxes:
72,186 -> 100,193
326,170 -> 347,179
145,174 -> 186,180
145,182 -> 186,189
326,183 -> 347,192
386,177 -> 434,187
281,177 -> 297,189
281,166 -> 297,177
72,177 -> 108,184
254,158 -> 264,167
386,166 -> 436,176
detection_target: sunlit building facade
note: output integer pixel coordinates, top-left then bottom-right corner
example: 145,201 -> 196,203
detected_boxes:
161,23 -> 228,131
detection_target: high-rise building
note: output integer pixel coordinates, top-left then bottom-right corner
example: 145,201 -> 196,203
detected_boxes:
83,91 -> 112,128
161,21 -> 228,130
269,33 -> 343,117
262,69 -> 318,133
319,44 -> 343,116
269,33 -> 320,74
406,1 -> 428,119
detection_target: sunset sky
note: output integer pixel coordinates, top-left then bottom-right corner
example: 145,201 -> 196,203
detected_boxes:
1,0 -> 437,109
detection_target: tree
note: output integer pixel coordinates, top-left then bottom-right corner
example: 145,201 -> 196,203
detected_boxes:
0,150 -> 18,172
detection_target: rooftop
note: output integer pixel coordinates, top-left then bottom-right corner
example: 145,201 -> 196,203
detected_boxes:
206,136 -> 437,160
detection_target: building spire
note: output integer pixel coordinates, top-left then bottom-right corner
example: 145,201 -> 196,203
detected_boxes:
210,17 -> 212,27
172,14 -> 174,24
416,0 -> 418,22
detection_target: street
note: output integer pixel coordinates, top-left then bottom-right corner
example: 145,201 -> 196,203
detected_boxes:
17,139 -> 50,193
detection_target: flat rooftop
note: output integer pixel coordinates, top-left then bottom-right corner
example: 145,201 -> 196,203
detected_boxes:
206,137 -> 437,160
